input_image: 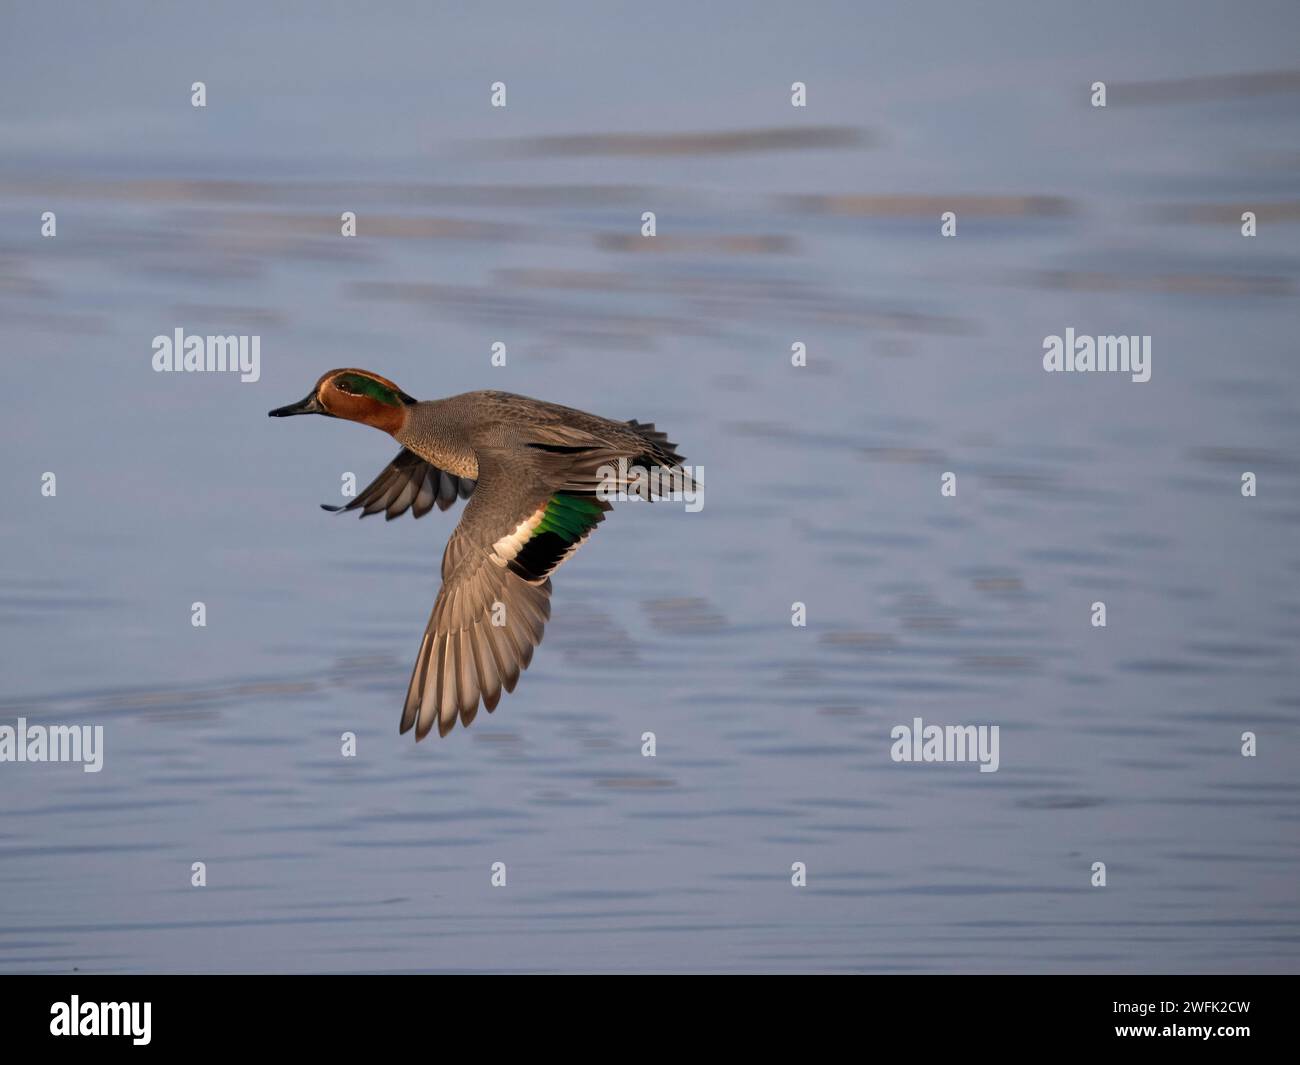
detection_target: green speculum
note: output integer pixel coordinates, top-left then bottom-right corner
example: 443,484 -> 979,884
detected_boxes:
535,494 -> 603,542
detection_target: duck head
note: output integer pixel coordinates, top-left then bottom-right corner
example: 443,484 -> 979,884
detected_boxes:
269,368 -> 416,434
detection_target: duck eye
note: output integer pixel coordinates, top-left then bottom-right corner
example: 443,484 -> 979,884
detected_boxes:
335,376 -> 360,394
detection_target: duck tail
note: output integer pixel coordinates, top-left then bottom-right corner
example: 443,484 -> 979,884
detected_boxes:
626,419 -> 686,469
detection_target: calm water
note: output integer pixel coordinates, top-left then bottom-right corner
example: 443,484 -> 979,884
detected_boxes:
1,2 -> 1298,973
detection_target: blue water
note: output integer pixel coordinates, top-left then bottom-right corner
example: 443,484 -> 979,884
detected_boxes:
1,1 -> 1298,972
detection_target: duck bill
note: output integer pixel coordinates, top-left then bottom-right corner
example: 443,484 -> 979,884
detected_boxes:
268,392 -> 325,417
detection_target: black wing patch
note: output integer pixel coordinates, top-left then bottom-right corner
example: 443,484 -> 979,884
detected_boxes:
322,448 -> 475,520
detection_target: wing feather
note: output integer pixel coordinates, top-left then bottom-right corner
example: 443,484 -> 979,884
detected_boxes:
400,451 -> 603,739
322,448 -> 474,520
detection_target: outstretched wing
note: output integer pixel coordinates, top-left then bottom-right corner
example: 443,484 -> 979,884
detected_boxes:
323,448 -> 474,520
401,451 -> 609,740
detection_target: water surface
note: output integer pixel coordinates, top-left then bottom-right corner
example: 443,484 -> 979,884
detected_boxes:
1,1 -> 1298,973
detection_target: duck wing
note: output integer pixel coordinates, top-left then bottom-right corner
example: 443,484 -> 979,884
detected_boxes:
401,449 -> 610,740
322,447 -> 474,520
